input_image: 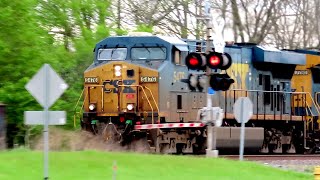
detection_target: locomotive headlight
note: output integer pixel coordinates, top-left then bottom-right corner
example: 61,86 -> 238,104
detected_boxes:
114,65 -> 121,71
89,104 -> 96,111
115,71 -> 121,77
114,65 -> 122,77
127,104 -> 134,111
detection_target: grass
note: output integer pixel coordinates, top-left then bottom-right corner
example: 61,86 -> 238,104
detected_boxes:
0,149 -> 313,180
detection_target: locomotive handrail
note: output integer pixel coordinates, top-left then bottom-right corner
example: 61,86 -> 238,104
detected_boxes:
229,89 -> 320,149
73,87 -> 86,128
315,92 -> 320,110
74,85 -> 102,128
230,89 -> 320,117
141,86 -> 160,114
302,95 -> 314,116
118,84 -> 159,124
136,85 -> 158,124
302,96 -> 314,131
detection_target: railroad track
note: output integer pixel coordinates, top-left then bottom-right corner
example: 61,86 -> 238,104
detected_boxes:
220,154 -> 320,161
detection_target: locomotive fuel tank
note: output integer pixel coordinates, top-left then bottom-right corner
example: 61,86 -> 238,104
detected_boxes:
215,127 -> 264,151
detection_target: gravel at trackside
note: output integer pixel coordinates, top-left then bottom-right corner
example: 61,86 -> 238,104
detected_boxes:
257,160 -> 320,173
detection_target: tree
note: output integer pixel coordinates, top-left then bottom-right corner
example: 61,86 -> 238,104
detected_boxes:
38,0 -> 113,50
0,0 -> 72,147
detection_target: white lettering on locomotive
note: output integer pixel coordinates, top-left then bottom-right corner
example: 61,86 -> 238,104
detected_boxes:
173,71 -> 185,83
294,70 -> 308,75
84,77 -> 99,84
140,76 -> 157,82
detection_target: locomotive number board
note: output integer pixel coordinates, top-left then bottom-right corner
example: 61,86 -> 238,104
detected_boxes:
140,76 -> 157,83
84,77 -> 99,84
294,70 -> 308,75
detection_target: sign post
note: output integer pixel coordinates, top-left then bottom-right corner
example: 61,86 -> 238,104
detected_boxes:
202,87 -> 225,158
206,88 -> 214,157
233,97 -> 253,161
25,64 -> 68,180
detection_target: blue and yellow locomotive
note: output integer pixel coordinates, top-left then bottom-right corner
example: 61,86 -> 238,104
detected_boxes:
76,32 -> 320,154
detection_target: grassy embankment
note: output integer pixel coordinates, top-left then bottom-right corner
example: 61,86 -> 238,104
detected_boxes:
0,149 -> 313,180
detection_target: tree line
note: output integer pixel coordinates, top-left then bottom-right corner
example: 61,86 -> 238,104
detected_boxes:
1,0 -> 318,147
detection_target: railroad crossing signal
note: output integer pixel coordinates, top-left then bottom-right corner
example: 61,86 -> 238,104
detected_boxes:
185,51 -> 232,70
184,51 -> 234,91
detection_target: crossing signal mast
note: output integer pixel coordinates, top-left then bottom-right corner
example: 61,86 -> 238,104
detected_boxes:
182,0 -> 235,157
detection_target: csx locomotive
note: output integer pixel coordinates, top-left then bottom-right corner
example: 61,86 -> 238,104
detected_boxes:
76,32 -> 320,154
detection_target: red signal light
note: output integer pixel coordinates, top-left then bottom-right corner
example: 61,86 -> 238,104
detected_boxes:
209,56 -> 221,66
185,52 -> 205,70
189,57 -> 199,66
206,52 -> 223,69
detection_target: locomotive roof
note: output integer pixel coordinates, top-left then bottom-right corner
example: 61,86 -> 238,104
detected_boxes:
290,49 -> 320,56
94,35 -> 188,51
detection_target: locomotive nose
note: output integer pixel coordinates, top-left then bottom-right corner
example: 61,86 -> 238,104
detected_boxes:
116,62 -> 159,118
115,64 -> 139,113
83,61 -> 159,122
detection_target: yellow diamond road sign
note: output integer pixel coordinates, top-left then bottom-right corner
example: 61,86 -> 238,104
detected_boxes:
25,64 -> 68,108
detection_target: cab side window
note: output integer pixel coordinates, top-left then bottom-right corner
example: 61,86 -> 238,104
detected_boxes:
174,51 -> 181,65
174,50 -> 187,65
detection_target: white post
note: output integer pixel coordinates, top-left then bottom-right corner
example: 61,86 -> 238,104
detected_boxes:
239,99 -> 245,161
205,94 -> 218,158
200,0 -> 218,158
44,64 -> 49,180
212,120 -> 217,151
206,93 -> 212,152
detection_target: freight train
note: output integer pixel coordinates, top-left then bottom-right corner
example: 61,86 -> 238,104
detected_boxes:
75,32 -> 320,154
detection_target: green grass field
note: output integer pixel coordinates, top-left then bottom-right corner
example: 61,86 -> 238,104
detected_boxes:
0,149 -> 313,180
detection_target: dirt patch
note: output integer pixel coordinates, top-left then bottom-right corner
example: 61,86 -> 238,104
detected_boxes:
32,127 -> 151,153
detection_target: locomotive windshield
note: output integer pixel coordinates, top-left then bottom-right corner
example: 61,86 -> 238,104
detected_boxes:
131,47 -> 166,60
97,48 -> 127,60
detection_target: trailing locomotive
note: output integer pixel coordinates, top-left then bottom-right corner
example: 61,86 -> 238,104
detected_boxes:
75,32 -> 320,154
